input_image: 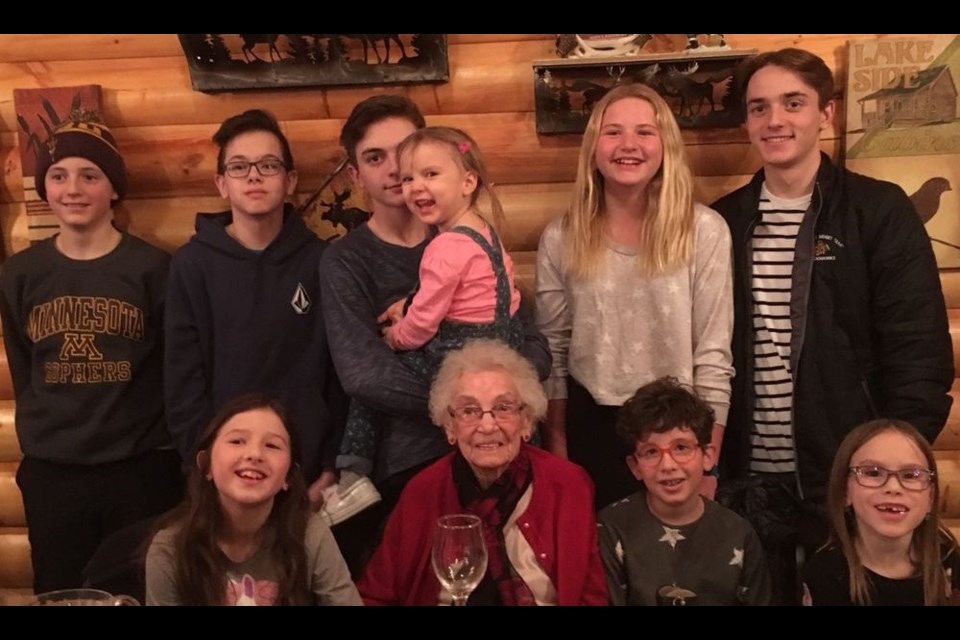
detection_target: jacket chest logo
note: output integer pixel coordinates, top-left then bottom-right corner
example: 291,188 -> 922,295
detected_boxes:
291,283 -> 311,315
814,234 -> 845,262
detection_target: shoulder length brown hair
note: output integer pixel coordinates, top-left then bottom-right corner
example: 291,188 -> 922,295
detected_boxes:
826,418 -> 959,606
161,394 -> 311,605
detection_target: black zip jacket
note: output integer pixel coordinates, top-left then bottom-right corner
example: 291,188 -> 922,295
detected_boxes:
712,153 -> 953,499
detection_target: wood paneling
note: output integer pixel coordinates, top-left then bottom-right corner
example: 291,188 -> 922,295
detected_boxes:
0,32 -> 957,592
0,40 -> 556,132
0,462 -> 23,527
0,528 -> 31,588
0,350 -> 11,402
0,126 -> 841,203
0,34 -> 553,64
0,403 -> 17,461
936,450 -> 960,518
938,380 -> 960,451
942,271 -> 960,309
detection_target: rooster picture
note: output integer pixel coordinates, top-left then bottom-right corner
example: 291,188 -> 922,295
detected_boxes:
910,177 -> 956,250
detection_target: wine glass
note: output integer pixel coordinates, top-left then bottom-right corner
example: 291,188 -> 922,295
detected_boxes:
431,513 -> 488,606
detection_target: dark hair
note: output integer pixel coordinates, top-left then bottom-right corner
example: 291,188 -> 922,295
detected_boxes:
825,418 -> 958,606
212,109 -> 294,174
340,95 -> 426,165
161,394 -> 311,605
616,377 -> 715,449
737,48 -> 835,110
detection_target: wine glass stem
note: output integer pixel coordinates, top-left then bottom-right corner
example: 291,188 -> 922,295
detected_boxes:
452,595 -> 469,606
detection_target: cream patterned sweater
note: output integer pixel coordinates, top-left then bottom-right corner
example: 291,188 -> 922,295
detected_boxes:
535,204 -> 734,424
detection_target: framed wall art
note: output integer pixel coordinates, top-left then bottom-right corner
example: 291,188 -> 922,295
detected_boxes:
13,84 -> 104,244
179,34 -> 448,91
845,35 -> 960,268
533,46 -> 755,134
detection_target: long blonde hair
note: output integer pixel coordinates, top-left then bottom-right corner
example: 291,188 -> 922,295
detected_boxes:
564,83 -> 695,277
396,126 -> 506,234
826,419 -> 959,606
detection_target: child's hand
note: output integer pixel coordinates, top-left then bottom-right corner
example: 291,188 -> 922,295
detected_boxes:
382,323 -> 401,351
377,298 -> 406,326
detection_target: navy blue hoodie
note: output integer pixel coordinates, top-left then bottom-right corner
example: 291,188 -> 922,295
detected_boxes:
164,205 -> 346,482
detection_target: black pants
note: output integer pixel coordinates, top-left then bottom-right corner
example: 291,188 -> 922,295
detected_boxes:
566,377 -> 641,510
717,473 -> 828,605
16,449 -> 183,594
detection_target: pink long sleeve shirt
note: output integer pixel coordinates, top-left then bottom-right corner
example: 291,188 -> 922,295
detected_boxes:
390,227 -> 521,350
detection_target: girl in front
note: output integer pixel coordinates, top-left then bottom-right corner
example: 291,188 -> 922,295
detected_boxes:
535,83 -> 733,508
325,127 -> 525,524
146,395 -> 361,605
803,419 -> 959,606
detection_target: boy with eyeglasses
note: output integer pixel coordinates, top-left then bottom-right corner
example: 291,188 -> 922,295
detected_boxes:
165,109 -> 346,506
597,377 -> 770,605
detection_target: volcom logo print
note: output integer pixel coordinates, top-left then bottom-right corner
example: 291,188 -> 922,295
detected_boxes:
291,283 -> 311,315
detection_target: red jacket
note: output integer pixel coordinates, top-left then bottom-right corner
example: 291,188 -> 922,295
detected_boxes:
358,445 -> 609,606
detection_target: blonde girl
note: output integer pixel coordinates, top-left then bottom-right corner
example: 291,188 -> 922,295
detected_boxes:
535,83 -> 733,508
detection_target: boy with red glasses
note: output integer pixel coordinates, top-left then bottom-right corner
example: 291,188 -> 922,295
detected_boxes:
598,377 -> 770,605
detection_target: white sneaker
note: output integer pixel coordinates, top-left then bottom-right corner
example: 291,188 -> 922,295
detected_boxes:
320,476 -> 382,526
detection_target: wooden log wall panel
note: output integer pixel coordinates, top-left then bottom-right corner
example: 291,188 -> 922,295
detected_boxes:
937,376 -> 960,451
0,464 -> 24,527
939,397 -> 960,451
0,528 -> 31,588
1,144 -> 16,203
12,33 -> 931,66
941,271 -> 960,309
0,402 -> 18,461
0,351 -> 11,402
0,202 -> 27,259
948,519 -> 960,541
0,125 -> 842,203
1,176 -> 755,258
0,34 -> 554,64
1,33 -> 941,132
951,309 -> 960,374
0,40 -> 556,132
0,35 -> 957,589
0,42 -> 862,135
0,589 -> 33,605
937,451 -> 960,518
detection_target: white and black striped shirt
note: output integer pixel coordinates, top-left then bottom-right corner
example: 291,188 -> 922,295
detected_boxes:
749,185 -> 811,474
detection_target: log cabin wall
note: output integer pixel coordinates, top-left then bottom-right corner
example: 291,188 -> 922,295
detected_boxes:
0,34 -> 957,594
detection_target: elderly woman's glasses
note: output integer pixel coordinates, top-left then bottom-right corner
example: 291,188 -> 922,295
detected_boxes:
849,465 -> 934,491
448,402 -> 525,426
223,158 -> 286,178
634,440 -> 700,467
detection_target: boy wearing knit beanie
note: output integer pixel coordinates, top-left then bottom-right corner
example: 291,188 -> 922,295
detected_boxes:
0,117 -> 182,594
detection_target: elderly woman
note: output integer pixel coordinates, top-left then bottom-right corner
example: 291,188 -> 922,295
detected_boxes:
358,340 -> 608,606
